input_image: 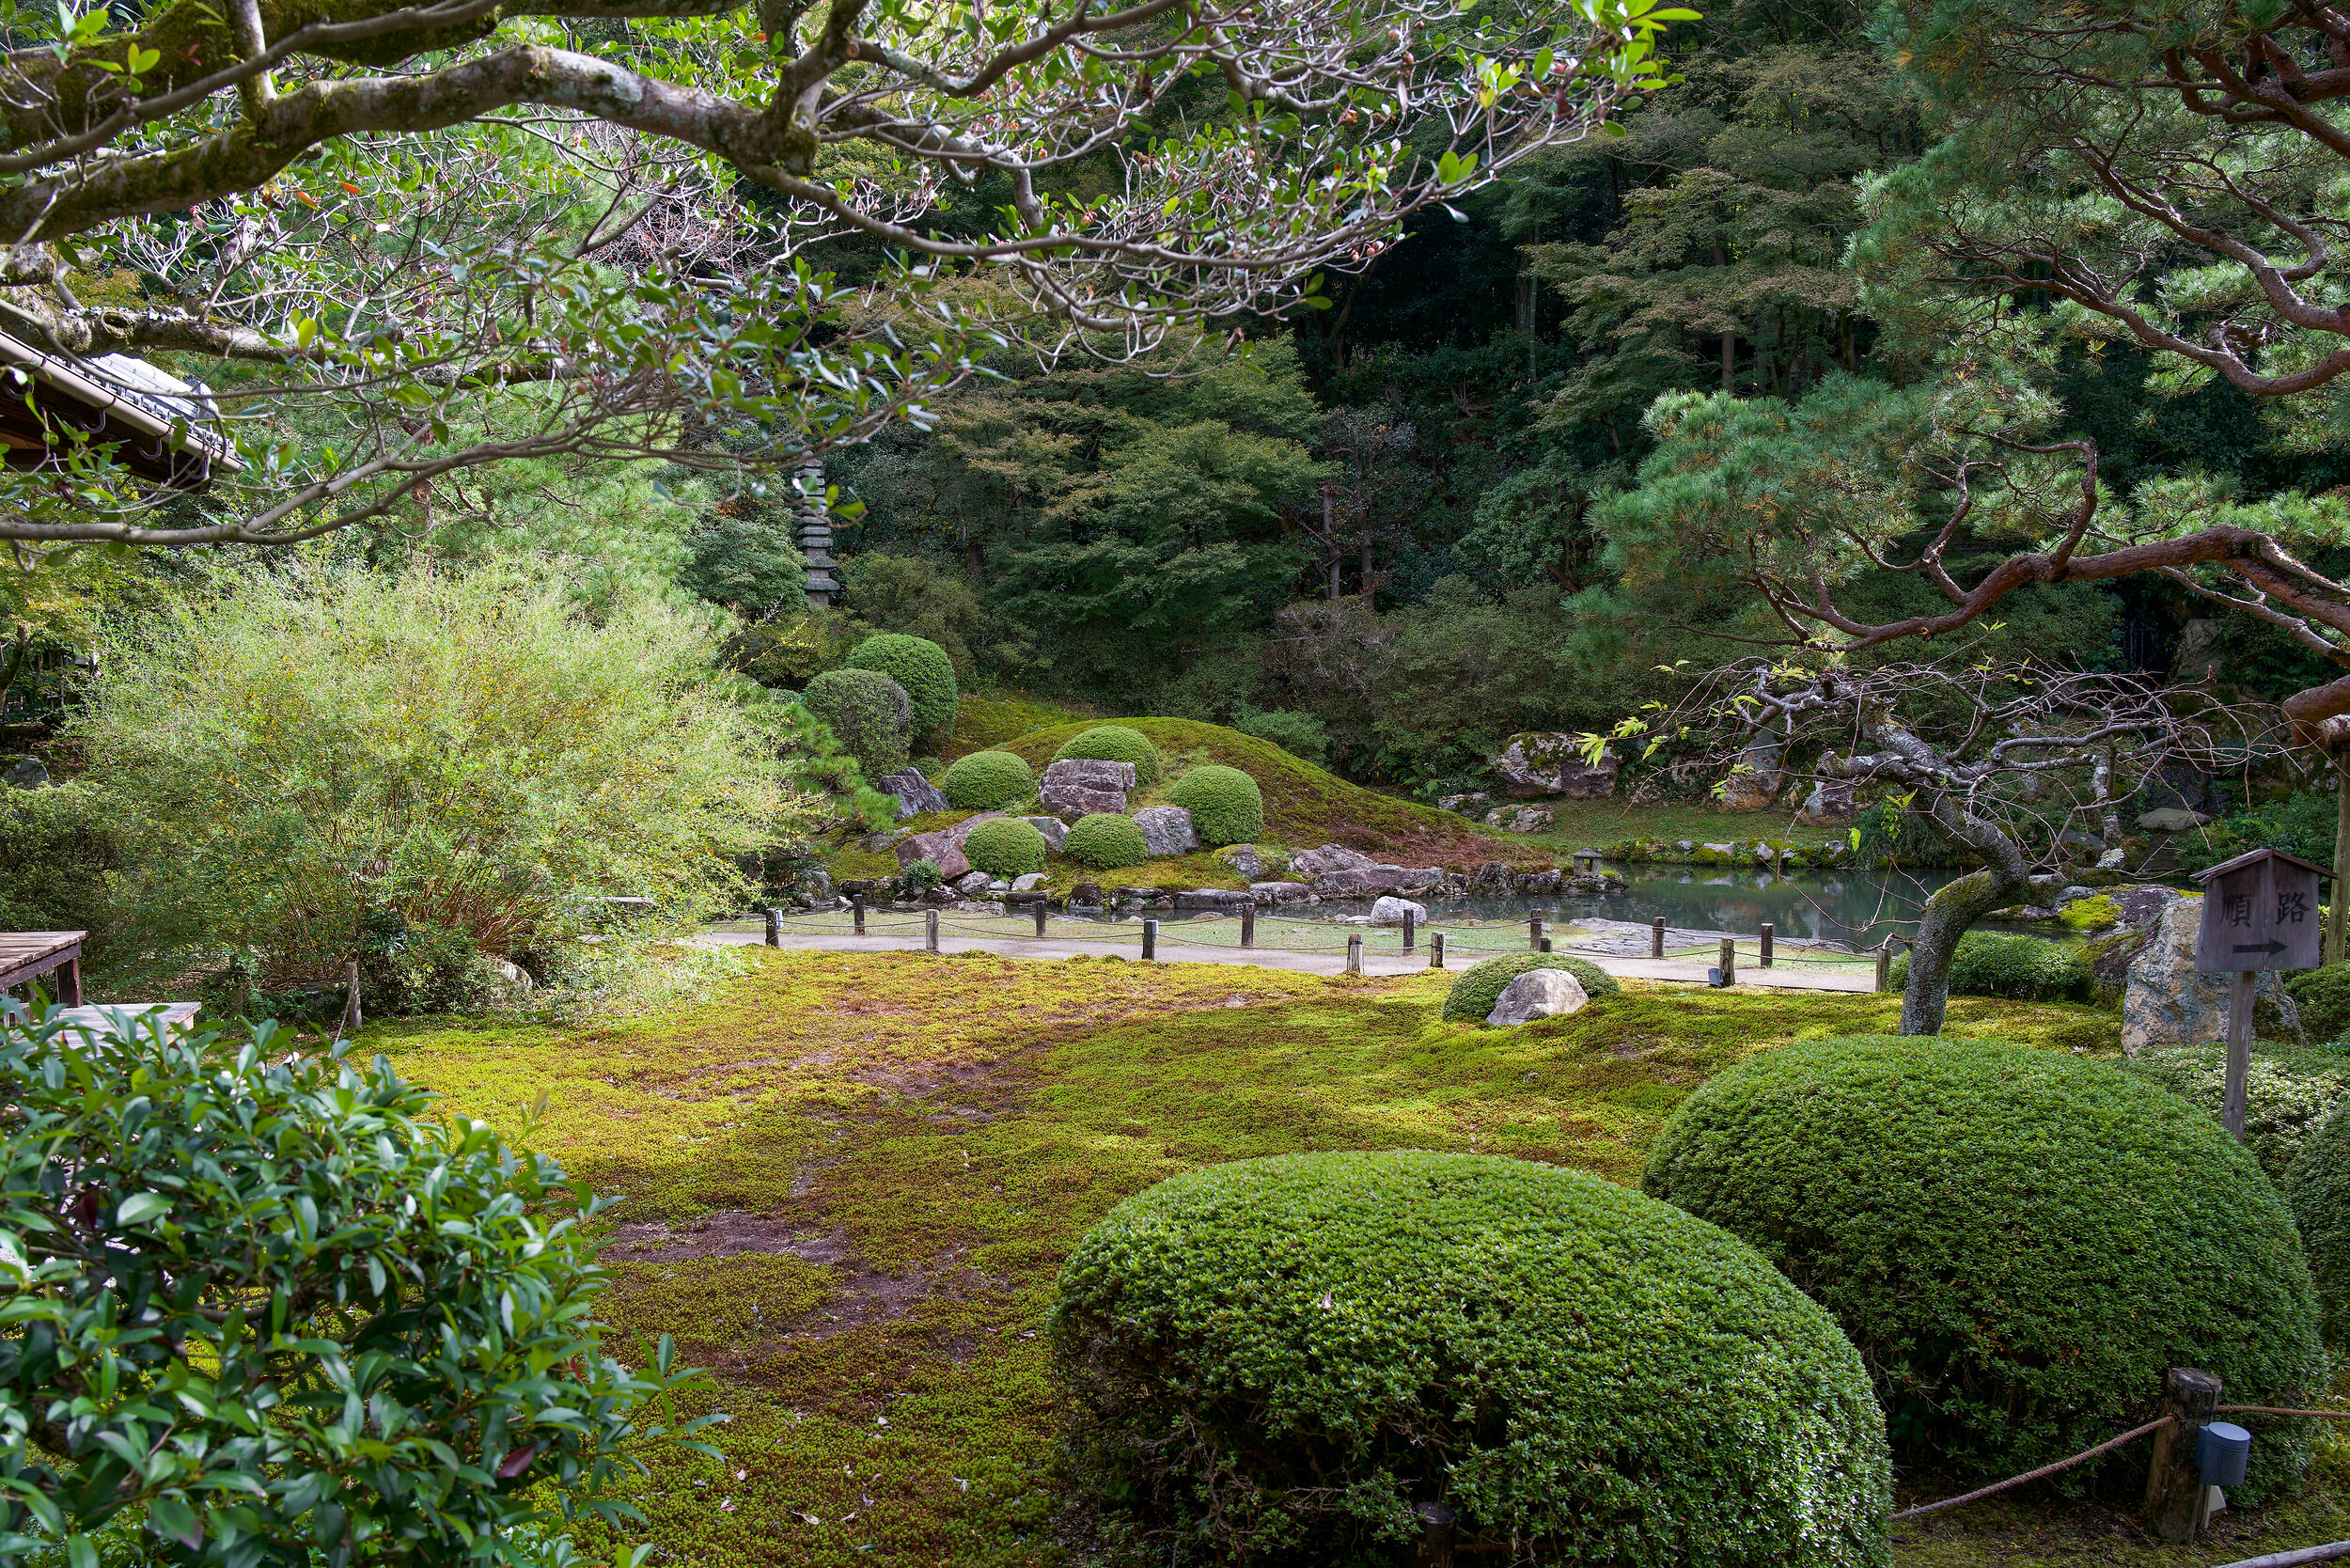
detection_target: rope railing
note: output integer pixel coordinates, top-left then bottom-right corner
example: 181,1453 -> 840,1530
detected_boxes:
1889,1416 -> 2174,1522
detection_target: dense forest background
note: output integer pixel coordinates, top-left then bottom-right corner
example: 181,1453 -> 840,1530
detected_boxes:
9,0 -> 2345,805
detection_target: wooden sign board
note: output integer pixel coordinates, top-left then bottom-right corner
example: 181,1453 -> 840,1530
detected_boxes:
2194,847 -> 2326,974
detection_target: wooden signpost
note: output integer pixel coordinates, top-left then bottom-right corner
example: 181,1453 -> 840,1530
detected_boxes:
2193,847 -> 2326,1141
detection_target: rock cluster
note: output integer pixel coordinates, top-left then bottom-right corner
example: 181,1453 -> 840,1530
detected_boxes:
892,811 -> 1006,882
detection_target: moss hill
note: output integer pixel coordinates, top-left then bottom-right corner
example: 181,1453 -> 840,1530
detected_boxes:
995,718 -> 1540,868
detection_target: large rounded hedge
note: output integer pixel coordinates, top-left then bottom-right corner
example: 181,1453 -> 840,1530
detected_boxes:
1885,930 -> 2092,1002
1641,1037 -> 2325,1496
940,749 -> 1033,810
2287,1107 -> 2350,1341
843,634 -> 958,746
962,816 -> 1047,879
1064,812 -> 1151,870
1442,952 -> 1620,1022
1054,724 -> 1162,785
2120,1042 -> 2350,1182
797,668 -> 911,779
1165,763 -> 1263,845
1051,1151 -> 1891,1567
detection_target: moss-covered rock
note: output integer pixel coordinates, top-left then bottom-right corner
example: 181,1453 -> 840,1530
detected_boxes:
1064,813 -> 1152,870
1442,952 -> 1620,1022
1054,724 -> 1163,785
1051,1150 -> 1891,1566
1165,764 -> 1263,846
939,749 -> 1033,811
1642,1036 -> 2326,1496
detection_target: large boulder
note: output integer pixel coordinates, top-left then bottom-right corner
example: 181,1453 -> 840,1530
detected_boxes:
1370,896 -> 1427,926
1467,860 -> 1515,896
1041,758 -> 1136,820
1292,843 -> 1372,876
1132,806 -> 1198,856
2138,807 -> 2212,832
1252,881 -> 1313,903
1216,843 -> 1277,882
1311,865 -> 1443,899
1716,736 -> 1782,813
2122,891 -> 2304,1054
1484,804 -> 1555,835
893,811 -> 1006,882
1797,779 -> 1858,826
1171,888 -> 1255,911
1485,967 -> 1589,1025
1023,815 -> 1070,853
875,767 -> 948,820
1491,732 -> 1619,798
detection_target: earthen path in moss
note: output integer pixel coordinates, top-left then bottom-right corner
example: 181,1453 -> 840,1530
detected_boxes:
368,952 -> 2350,1567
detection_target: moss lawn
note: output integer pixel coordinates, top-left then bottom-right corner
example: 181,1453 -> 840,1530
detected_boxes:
368,951 -> 2350,1566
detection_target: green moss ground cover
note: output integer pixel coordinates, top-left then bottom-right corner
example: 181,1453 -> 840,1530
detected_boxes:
368,956 -> 2343,1566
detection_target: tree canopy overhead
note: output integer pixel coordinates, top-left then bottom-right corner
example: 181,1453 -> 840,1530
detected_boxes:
0,0 -> 1687,551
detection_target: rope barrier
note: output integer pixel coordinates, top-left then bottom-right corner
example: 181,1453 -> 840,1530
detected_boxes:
2208,1544 -> 2350,1568
2218,1406 -> 2350,1419
1889,1416 -> 2172,1521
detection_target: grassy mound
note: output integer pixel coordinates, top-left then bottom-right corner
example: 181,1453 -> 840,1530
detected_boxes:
1642,1036 -> 2325,1497
1001,718 -> 1535,867
1443,952 -> 1621,1022
1052,1150 -> 1891,1566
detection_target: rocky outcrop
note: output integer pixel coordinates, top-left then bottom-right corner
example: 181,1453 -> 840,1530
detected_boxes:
1040,759 -> 1136,820
1492,733 -> 1619,798
1484,805 -> 1556,835
1798,779 -> 1858,827
1468,861 -> 1515,896
2122,891 -> 2304,1053
1217,843 -> 1278,881
1311,865 -> 1444,899
1023,816 -> 1069,853
1717,736 -> 1782,813
1252,881 -> 1314,903
1486,968 -> 1589,1026
1172,888 -> 1255,911
1292,844 -> 1373,876
893,812 -> 1006,882
875,768 -> 948,820
1133,806 -> 1198,856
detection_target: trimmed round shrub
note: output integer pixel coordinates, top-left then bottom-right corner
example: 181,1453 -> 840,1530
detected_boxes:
843,633 -> 958,746
797,668 -> 911,779
1165,763 -> 1263,845
2120,1042 -> 2350,1181
2288,961 -> 2350,1043
2286,1106 -> 2350,1341
1054,724 -> 1162,785
1064,812 -> 1151,870
1051,1151 -> 1891,1566
1441,951 -> 1620,1022
962,816 -> 1047,879
940,748 -> 1033,810
1885,930 -> 2091,1002
1642,1036 -> 2326,1496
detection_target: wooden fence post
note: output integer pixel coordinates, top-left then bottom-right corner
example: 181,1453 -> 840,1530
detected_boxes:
1415,1500 -> 1455,1568
1875,937 -> 1893,994
1719,937 -> 1735,987
925,908 -> 940,953
1142,918 -> 1158,961
340,957 -> 361,1036
2225,970 -> 2256,1141
1241,902 -> 1255,948
1403,909 -> 1416,952
852,894 -> 866,936
1032,898 -> 1048,938
2146,1366 -> 2223,1543
1347,933 -> 1362,974
1652,917 -> 1666,959
764,907 -> 782,948
1759,922 -> 1774,968
1528,913 -> 1542,952
1431,932 -> 1445,970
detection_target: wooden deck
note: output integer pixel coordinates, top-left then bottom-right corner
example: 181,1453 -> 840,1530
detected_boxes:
0,930 -> 83,1004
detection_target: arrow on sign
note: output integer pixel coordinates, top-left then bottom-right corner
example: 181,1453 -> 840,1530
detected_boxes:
2234,940 -> 2290,956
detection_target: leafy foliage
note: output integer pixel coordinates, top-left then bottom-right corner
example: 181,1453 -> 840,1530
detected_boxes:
2120,1043 -> 2350,1183
1165,765 -> 1265,846
800,668 -> 915,781
961,818 -> 1048,880
2292,964 -> 2350,1046
843,635 -> 960,751
1053,726 -> 1164,786
939,751 -> 1034,811
1642,1036 -> 2326,1493
0,1012 -> 718,1566
1228,709 -> 1331,768
1063,814 -> 1152,870
1442,953 -> 1622,1022
68,566 -> 789,991
1050,1150 -> 1891,1566
0,781 -> 113,956
2287,1108 -> 2350,1342
1886,932 -> 2091,1003
2178,791 -> 2339,879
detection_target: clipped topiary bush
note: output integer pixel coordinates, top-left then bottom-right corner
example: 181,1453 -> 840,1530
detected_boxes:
2286,1107 -> 2350,1341
962,816 -> 1047,880
2288,962 -> 2350,1043
1165,763 -> 1263,845
1642,1036 -> 2325,1496
1051,1150 -> 1891,1567
1064,812 -> 1151,870
797,668 -> 912,779
940,749 -> 1034,810
2120,1043 -> 2350,1181
1885,929 -> 2091,1002
1054,724 -> 1162,785
843,633 -> 959,746
1442,952 -> 1620,1022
